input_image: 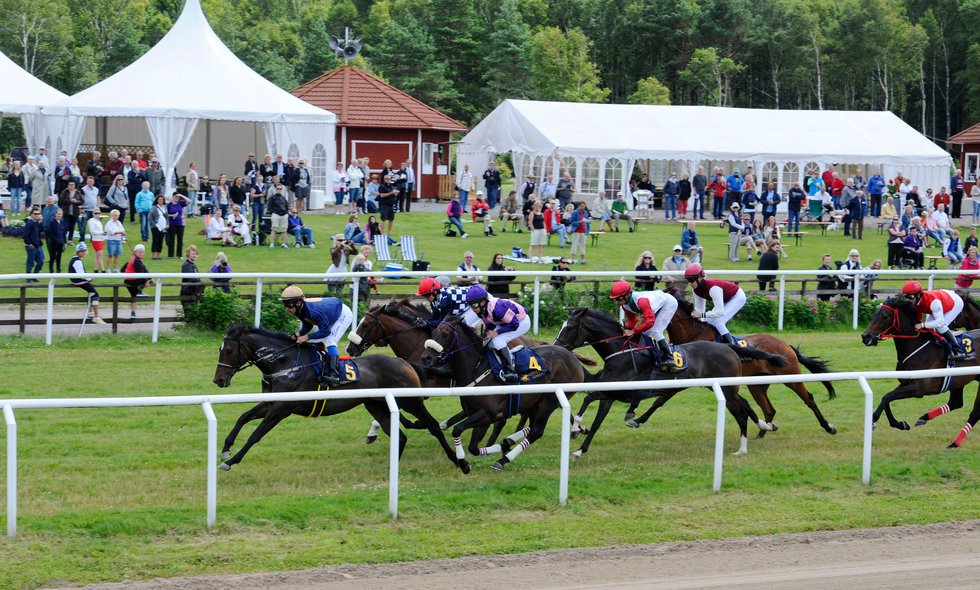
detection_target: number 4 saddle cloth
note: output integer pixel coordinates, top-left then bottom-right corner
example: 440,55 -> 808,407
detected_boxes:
487,346 -> 549,383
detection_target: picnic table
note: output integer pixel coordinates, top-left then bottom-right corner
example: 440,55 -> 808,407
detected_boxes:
783,231 -> 809,246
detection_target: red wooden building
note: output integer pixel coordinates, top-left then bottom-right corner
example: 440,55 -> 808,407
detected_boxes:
948,124 -> 980,191
292,65 -> 467,200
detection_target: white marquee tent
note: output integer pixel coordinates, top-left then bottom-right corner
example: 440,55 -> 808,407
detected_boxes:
0,50 -> 70,157
43,0 -> 337,194
459,99 -> 953,202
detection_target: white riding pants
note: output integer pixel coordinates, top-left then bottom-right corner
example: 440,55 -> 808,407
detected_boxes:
704,289 -> 746,337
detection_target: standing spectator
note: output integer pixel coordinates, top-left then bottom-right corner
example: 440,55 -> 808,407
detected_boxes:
757,241 -> 781,291
500,191 -> 523,231
210,252 -> 232,293
41,195 -> 60,227
404,158 -> 416,209
122,245 -> 151,320
849,190 -> 866,240
707,170 -> 727,219
725,167 -> 744,211
972,182 -> 980,224
69,243 -> 106,324
816,253 -> 836,300
549,257 -> 575,291
180,245 -> 204,315
267,184 -> 290,248
258,154 -> 274,181
540,173 -> 557,202
944,230 -> 964,265
518,174 -> 536,206
528,201 -> 546,263
134,181 -> 154,242
53,156 -> 72,195
830,172 -> 845,209
30,160 -> 50,209
148,195 -> 168,260
350,246 -> 375,307
886,215 -> 905,269
104,209 -> 126,272
786,181 -> 804,232
23,208 -> 44,280
867,170 -> 885,217
105,174 -> 129,221
662,246 -> 691,291
229,176 -> 248,209
213,173 -> 230,217
125,163 -> 145,223
393,161 -> 410,213
956,246 -> 980,291
678,173 -> 692,219
662,171 -> 679,221
952,170 -> 965,218
145,158 -> 165,196
86,210 -> 107,272
457,251 -> 482,285
166,193 -> 191,259
556,171 -> 574,211
58,180 -> 83,244
7,160 -> 25,214
488,252 -> 516,296
839,179 -> 857,236
250,174 -> 266,231
86,151 -> 105,194
364,174 -> 380,214
611,192 -> 634,232
760,182 -> 780,225
634,250 -> 660,291
483,161 -> 502,209
46,208 -> 68,273
692,166 -> 707,220
289,208 -> 315,247
343,159 -> 361,215
243,153 -> 258,183
680,221 -> 703,263
569,200 -> 590,264
591,190 -> 613,232
377,174 -> 398,236
325,236 -> 358,294
185,162 -> 199,218
455,164 -> 474,212
22,156 -> 37,210
79,176 -> 100,240
726,202 -> 744,262
446,191 -> 467,238
472,192 -> 495,236
228,205 -> 251,246
740,181 -> 758,224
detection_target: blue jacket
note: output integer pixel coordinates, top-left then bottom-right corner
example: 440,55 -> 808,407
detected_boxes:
23,217 -> 42,247
135,189 -> 154,213
569,209 -> 591,234
297,297 -> 344,339
867,175 -> 885,195
726,174 -> 744,192
681,228 -> 699,251
663,178 -> 680,197
760,190 -> 780,213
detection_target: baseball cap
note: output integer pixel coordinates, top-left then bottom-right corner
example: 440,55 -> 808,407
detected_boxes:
673,245 -> 682,251
476,190 -> 484,196
133,244 -> 145,252
75,242 -> 88,252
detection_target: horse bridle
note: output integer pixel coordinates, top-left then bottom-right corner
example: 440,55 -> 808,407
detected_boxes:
353,308 -> 420,349
217,334 -> 300,377
554,315 -> 649,356
874,303 -> 919,341
424,321 -> 488,363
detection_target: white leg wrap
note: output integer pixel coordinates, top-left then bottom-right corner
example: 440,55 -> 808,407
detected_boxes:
479,444 -> 502,456
506,427 -> 531,444
757,419 -> 773,431
439,420 -> 449,431
733,435 -> 748,456
453,437 -> 466,460
367,420 -> 380,437
504,438 -> 532,462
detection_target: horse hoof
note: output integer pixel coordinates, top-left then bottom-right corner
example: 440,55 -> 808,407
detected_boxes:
459,460 -> 471,475
756,429 -> 768,439
872,423 -> 877,431
218,462 -> 231,471
626,420 -> 640,429
624,412 -> 636,422
732,449 -> 747,456
491,461 -> 505,471
572,450 -> 583,460
220,451 -> 231,461
770,423 -> 779,432
439,421 -> 449,431
827,425 -> 838,435
579,426 -> 590,435
897,421 -> 911,431
947,442 -> 961,450
365,435 -> 377,445
757,420 -> 774,432
915,418 -> 927,427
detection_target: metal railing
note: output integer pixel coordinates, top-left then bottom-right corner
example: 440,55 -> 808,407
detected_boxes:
5,366 -> 980,537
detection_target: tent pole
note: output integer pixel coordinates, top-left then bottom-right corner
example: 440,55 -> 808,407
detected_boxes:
205,120 -> 211,175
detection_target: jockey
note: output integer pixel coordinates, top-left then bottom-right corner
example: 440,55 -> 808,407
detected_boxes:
684,263 -> 746,345
608,279 -> 678,370
415,276 -> 478,327
901,280 -> 967,360
280,285 -> 354,384
465,285 -> 531,384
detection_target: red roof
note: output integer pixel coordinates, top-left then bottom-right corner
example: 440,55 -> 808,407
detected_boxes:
292,65 -> 466,132
948,122 -> 980,145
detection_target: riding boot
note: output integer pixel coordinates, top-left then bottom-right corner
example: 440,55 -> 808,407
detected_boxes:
656,339 -> 678,371
720,332 -> 736,345
496,347 -> 519,384
942,330 -> 969,361
320,354 -> 342,385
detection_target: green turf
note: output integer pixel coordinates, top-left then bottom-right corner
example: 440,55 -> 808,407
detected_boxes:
1,327 -> 980,589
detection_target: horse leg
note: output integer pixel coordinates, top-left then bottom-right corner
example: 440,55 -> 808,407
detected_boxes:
398,398 -> 459,468
221,402 -> 270,460
573,396 -> 615,459
365,420 -> 381,444
219,406 -> 291,471
573,392 -> 602,436
627,391 -> 679,428
784,382 -> 838,435
873,384 -> 926,430
623,401 -> 641,423
440,409 -> 466,431
497,419 -> 533,455
746,384 -> 777,438
451,409 -> 492,475
492,400 -> 558,471
916,388 -> 964,427
947,387 -> 980,448
364,400 -> 407,458
468,424 -> 490,456
726,388 -> 753,456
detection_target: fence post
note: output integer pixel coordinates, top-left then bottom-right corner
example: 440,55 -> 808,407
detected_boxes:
151,279 -> 163,343
777,275 -> 786,331
45,279 -> 55,345
202,402 -> 217,528
18,286 -> 26,334
351,278 -> 359,330
710,382 -> 726,492
384,392 -> 400,519
4,404 -> 16,538
533,276 -> 540,334
253,278 -> 263,328
927,274 -> 935,290
858,376 -> 874,485
852,272 -> 860,330
554,388 -> 570,506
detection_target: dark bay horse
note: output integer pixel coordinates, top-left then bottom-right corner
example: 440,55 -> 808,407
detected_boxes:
951,295 -> 980,331
419,316 -> 588,473
554,308 -> 788,457
665,290 -> 838,437
212,324 -> 459,471
862,297 -> 980,447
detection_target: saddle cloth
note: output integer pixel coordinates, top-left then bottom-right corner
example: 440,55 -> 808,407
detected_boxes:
313,353 -> 360,386
487,346 -> 549,383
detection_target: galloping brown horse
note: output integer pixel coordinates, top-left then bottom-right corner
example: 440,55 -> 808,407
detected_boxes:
665,289 -> 838,437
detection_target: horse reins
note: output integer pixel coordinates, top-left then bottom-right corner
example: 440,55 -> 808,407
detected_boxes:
356,310 -> 423,348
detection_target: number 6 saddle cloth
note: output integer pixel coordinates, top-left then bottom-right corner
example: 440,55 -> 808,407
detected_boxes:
487,346 -> 549,383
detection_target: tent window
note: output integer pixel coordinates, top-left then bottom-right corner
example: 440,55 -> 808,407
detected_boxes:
762,162 -> 778,190
287,144 -> 300,162
581,158 -> 599,192
532,156 -> 544,183
561,157 -> 577,181
311,144 -> 327,192
604,158 -> 622,194
783,162 -> 800,189
804,161 -> 820,179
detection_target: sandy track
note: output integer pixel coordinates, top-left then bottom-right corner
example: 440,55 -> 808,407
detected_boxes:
48,520 -> 980,590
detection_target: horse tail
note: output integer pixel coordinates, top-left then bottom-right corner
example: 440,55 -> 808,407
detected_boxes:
728,344 -> 789,368
791,345 -> 837,401
575,352 -> 599,367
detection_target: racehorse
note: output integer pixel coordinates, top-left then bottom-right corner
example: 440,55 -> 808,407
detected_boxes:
951,294 -> 980,331
212,324 -> 459,471
554,307 -> 788,457
420,315 -> 589,472
665,289 -> 838,437
862,297 -> 980,447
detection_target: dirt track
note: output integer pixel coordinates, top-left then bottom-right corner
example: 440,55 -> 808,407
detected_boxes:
49,520 -> 980,590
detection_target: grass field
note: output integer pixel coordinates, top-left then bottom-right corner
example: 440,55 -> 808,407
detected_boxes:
1,206 -> 978,589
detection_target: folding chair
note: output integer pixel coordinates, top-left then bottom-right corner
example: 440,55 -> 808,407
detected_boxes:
400,236 -> 418,263
374,235 -> 395,263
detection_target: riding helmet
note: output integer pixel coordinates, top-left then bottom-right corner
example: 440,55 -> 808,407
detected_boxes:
901,280 -> 923,296
465,285 -> 489,305
280,285 -> 304,304
684,263 -> 704,282
609,280 -> 633,299
416,277 -> 441,296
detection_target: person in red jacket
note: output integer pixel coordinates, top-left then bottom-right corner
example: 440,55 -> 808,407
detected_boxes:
933,187 -> 951,210
471,192 -> 495,236
609,280 -> 678,370
956,246 -> 980,290
901,280 -> 968,360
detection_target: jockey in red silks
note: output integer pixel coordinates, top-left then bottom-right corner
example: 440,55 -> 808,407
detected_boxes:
684,263 -> 746,345
609,279 -> 678,370
901,280 -> 967,361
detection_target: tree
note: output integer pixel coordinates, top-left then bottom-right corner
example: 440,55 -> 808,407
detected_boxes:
0,0 -> 72,77
680,47 -> 744,107
628,76 -> 670,105
528,27 -> 610,103
962,44 -> 980,126
482,0 -> 533,101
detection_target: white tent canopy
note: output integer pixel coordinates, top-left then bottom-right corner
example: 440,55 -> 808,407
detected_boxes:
0,50 -> 70,157
44,0 -> 336,194
459,99 -> 953,201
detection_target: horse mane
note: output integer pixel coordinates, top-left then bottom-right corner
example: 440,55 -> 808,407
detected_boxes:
881,296 -> 919,325
667,288 -> 696,316
572,307 -> 621,331
228,323 -> 294,343
963,294 -> 980,315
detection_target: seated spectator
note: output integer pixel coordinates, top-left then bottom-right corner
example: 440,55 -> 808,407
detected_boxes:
446,191 -> 467,238
839,248 -> 863,291
956,246 -> 980,291
227,205 -> 251,246
364,174 -> 380,213
488,252 -> 516,295
611,192 -> 634,232
966,227 -> 979,253
944,229 -> 964,265
680,222 -> 703,264
457,251 -> 482,285
922,208 -> 945,247
634,250 -> 660,291
288,208 -> 315,247
591,190 -> 614,232
363,214 -> 397,246
472,192 -> 495,236
206,209 -> 236,246
350,252 -> 374,306
662,247 -> 690,291
816,253 -> 837,301
499,191 -> 523,232
933,203 -> 953,238
544,199 -> 567,247
210,251 -> 232,293
343,213 -> 363,243
880,195 -> 898,220
69,243 -> 105,324
862,259 -> 882,297
903,226 -> 925,269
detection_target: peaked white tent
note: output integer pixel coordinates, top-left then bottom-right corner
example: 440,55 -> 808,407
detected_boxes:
0,50 -> 72,157
44,0 -> 336,194
459,99 -> 953,201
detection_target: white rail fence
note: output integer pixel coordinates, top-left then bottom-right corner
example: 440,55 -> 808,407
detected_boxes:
5,366 -> 980,537
0,267 -> 968,344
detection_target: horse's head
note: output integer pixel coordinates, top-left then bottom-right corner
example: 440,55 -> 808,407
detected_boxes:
347,305 -> 387,356
862,297 -> 914,346
554,307 -> 590,350
214,324 -> 251,387
421,316 -> 476,368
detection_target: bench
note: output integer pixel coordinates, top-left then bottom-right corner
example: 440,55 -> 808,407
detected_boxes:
783,231 -> 809,246
589,231 -> 606,247
798,221 -> 833,235
924,255 -> 949,270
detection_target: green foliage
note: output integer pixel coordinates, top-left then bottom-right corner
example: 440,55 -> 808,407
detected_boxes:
515,283 -> 618,328
736,294 -> 884,330
260,290 -> 298,333
679,47 -> 745,107
529,27 -> 610,103
739,293 -> 778,329
183,286 -> 250,331
783,297 -> 822,329
628,76 -> 671,105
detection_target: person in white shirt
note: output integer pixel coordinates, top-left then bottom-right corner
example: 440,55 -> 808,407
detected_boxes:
103,209 -> 127,272
933,203 -> 952,237
85,213 -> 107,273
592,190 -> 614,232
227,205 -> 252,246
346,159 -> 364,214
207,208 -> 236,246
455,164 -> 474,212
457,251 -> 483,285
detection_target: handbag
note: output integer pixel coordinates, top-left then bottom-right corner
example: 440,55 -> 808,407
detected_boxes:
412,260 -> 430,272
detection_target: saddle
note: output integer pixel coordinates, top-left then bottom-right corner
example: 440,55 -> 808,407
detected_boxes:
625,337 -> 685,371
486,346 -> 549,384
708,328 -> 749,348
928,330 -> 976,363
313,350 -> 360,386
